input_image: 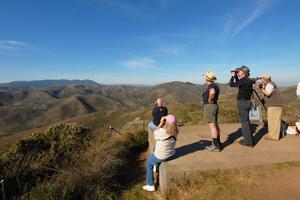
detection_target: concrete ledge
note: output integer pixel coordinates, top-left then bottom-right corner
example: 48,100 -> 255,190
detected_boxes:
148,126 -> 155,154
158,162 -> 167,195
148,123 -> 300,196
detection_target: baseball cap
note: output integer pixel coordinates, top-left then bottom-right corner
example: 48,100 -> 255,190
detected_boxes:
236,66 -> 250,74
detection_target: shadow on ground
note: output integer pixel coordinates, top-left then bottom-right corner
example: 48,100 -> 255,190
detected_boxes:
170,140 -> 211,160
221,123 -> 268,149
253,123 -> 268,145
170,123 -> 268,160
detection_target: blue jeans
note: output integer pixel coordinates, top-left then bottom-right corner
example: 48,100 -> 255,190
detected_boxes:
148,121 -> 157,129
146,154 -> 163,186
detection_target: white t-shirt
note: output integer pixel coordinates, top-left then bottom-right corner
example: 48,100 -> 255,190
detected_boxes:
153,128 -> 176,160
264,82 -> 274,95
297,82 -> 300,97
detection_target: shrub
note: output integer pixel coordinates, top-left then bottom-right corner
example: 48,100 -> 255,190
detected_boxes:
23,130 -> 147,200
0,123 -> 91,199
0,124 -> 148,200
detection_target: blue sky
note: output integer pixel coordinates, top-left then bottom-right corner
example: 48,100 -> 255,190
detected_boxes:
0,0 -> 299,85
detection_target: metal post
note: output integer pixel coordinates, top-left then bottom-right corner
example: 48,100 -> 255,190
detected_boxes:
109,125 -> 122,135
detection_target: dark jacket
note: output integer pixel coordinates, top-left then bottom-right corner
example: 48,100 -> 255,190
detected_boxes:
152,106 -> 168,126
229,76 -> 254,100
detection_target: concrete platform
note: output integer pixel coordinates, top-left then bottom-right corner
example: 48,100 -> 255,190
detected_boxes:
149,123 -> 300,194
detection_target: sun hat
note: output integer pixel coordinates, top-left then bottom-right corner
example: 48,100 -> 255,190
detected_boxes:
203,71 -> 217,81
166,114 -> 176,124
236,66 -> 250,74
261,74 -> 271,80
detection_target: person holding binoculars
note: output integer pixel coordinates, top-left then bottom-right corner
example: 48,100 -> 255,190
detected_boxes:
229,66 -> 255,147
255,74 -> 283,141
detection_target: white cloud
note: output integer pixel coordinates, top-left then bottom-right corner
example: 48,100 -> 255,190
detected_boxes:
119,58 -> 156,69
224,0 -> 274,39
223,14 -> 234,36
234,0 -> 272,36
158,47 -> 182,56
0,40 -> 27,49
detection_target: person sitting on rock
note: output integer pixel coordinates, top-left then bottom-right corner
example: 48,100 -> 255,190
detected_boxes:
143,114 -> 178,192
148,98 -> 168,134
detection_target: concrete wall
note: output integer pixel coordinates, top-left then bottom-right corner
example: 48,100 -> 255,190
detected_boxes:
148,126 -> 155,153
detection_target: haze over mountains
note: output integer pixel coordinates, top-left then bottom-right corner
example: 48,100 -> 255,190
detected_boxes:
0,79 -> 298,138
0,80 -> 219,135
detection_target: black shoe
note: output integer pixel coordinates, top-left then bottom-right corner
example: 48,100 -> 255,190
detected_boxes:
205,144 -> 221,152
239,140 -> 253,148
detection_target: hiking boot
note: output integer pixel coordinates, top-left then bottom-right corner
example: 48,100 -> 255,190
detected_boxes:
143,185 -> 155,192
239,140 -> 253,148
264,136 -> 278,141
205,144 -> 220,152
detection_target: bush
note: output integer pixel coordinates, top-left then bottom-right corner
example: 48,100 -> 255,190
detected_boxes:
24,130 -> 147,200
0,123 -> 148,200
0,123 -> 91,200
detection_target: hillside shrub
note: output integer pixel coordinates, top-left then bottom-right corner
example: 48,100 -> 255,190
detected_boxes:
25,130 -> 147,200
0,124 -> 148,200
0,123 -> 91,199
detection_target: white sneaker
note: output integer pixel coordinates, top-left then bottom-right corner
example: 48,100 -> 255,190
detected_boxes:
143,185 -> 155,192
153,165 -> 157,172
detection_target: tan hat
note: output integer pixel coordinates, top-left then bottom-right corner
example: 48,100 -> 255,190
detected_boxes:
261,74 -> 271,80
203,71 -> 217,82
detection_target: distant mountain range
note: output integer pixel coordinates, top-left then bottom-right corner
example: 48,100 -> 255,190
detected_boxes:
0,79 -> 100,91
0,79 -> 298,138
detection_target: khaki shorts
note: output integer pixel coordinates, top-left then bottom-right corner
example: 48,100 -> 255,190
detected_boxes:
203,104 -> 219,123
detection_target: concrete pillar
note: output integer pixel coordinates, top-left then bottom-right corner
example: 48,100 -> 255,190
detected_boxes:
148,126 -> 155,153
159,163 -> 168,197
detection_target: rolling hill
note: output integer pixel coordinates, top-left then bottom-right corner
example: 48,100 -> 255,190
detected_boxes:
0,80 -> 299,140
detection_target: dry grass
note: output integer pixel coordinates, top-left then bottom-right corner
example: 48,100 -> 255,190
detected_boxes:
121,161 -> 300,200
0,123 -> 148,200
166,161 -> 300,200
